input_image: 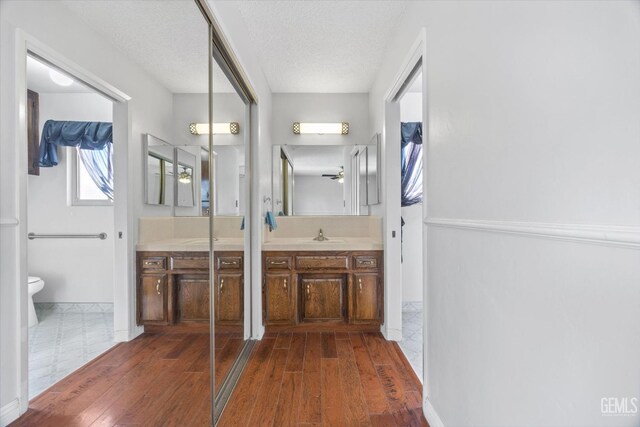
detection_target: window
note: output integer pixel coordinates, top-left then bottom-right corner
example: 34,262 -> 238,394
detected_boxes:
70,146 -> 113,206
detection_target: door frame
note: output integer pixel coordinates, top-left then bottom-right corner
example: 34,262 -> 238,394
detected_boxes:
12,29 -> 133,412
381,28 -> 429,389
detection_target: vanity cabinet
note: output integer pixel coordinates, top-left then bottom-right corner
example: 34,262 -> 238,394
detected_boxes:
264,272 -> 294,324
300,275 -> 345,321
137,251 -> 243,328
262,251 -> 383,328
138,273 -> 168,324
352,273 -> 381,322
216,272 -> 243,324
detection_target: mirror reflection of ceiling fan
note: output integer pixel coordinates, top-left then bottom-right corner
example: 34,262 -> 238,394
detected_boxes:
322,166 -> 344,183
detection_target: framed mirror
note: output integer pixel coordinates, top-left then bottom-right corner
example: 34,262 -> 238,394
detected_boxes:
144,134 -> 174,206
273,145 -> 355,215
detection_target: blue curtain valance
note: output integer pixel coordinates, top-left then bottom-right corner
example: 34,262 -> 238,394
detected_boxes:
39,120 -> 113,167
401,122 -> 422,148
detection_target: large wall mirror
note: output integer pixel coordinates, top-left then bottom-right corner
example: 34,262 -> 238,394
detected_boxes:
272,140 -> 380,216
145,134 -> 175,206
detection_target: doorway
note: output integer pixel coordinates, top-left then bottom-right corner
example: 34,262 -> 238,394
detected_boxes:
25,53 -> 118,398
397,71 -> 424,381
382,30 -> 427,387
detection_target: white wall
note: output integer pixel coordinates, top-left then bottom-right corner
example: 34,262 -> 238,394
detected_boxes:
400,92 -> 423,303
293,175 -> 345,215
370,1 -> 640,426
1,0 -> 181,418
28,93 -> 114,303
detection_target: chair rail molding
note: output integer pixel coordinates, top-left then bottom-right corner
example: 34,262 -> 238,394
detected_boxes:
425,218 -> 640,249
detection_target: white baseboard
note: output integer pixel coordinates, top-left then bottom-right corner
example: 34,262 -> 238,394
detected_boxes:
114,325 -> 143,342
423,396 -> 445,427
382,326 -> 402,341
0,398 -> 20,427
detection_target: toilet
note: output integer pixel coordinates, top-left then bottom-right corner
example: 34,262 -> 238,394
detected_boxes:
28,276 -> 45,327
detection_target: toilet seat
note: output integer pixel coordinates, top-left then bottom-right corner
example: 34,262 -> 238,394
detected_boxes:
28,276 -> 42,284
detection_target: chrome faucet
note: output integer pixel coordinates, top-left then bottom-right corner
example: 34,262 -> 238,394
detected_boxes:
313,228 -> 328,241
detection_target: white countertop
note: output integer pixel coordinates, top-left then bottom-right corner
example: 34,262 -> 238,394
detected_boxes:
262,237 -> 382,251
137,237 -> 382,252
136,237 -> 244,252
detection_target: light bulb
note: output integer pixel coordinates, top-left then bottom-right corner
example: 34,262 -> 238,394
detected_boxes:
49,69 -> 73,87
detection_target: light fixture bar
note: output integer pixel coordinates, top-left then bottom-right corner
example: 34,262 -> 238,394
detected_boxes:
292,122 -> 349,135
189,122 -> 240,135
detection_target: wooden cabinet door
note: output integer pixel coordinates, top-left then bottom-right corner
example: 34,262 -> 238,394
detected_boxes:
300,275 -> 344,321
27,90 -> 39,176
176,275 -> 210,322
352,273 -> 381,322
264,273 -> 293,324
139,274 -> 167,324
216,272 -> 243,324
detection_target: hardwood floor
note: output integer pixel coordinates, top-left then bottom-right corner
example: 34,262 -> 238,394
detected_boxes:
11,332 -> 242,427
11,331 -> 427,427
218,332 -> 428,427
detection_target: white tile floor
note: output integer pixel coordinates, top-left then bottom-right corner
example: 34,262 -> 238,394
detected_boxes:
28,305 -> 115,399
399,302 -> 423,382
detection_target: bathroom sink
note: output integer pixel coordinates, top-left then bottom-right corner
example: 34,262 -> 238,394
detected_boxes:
182,237 -> 218,244
298,238 -> 345,244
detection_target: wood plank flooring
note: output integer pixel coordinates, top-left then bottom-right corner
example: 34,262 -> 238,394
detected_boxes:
11,331 -> 427,427
218,332 -> 428,427
11,332 -> 242,427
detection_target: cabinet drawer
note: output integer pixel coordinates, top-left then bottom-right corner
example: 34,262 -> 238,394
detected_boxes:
141,256 -> 166,271
171,256 -> 209,270
217,256 -> 243,270
296,255 -> 349,270
265,256 -> 291,270
354,256 -> 378,270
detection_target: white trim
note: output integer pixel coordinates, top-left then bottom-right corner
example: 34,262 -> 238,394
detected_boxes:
381,326 -> 402,342
425,218 -> 640,249
114,325 -> 143,343
423,397 -> 445,427
0,218 -> 19,227
0,398 -> 20,427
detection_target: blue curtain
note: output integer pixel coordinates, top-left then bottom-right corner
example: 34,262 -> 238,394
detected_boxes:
39,120 -> 112,167
401,122 -> 423,206
78,144 -> 114,200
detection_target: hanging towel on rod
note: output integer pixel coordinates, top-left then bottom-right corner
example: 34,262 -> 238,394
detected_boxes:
265,212 -> 278,232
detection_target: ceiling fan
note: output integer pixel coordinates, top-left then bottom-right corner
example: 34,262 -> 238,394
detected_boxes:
322,166 -> 344,183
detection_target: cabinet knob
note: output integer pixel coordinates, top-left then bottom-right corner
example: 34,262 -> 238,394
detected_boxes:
283,278 -> 287,291
156,282 -> 161,295
220,279 -> 224,291
358,278 -> 362,293
306,284 -> 310,300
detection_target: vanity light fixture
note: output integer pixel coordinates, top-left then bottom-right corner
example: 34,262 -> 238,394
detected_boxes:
292,122 -> 349,135
189,122 -> 240,135
178,167 -> 192,184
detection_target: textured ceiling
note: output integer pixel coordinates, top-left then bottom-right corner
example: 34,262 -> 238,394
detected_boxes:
27,56 -> 93,94
61,0 -> 234,94
229,0 -> 411,93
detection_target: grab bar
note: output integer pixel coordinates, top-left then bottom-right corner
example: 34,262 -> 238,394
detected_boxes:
28,232 -> 107,240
